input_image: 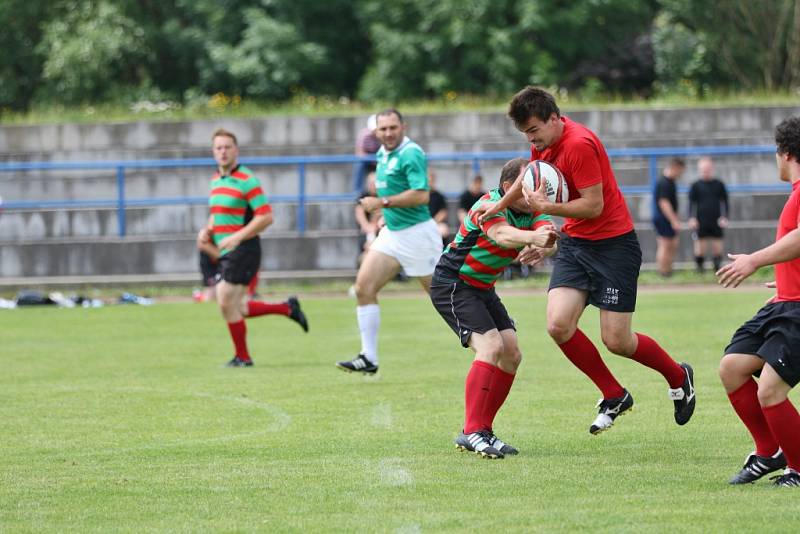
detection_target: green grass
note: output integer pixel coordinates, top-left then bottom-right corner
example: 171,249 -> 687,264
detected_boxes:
1,289 -> 795,532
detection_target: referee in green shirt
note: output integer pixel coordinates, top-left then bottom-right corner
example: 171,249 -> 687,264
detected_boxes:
336,109 -> 443,375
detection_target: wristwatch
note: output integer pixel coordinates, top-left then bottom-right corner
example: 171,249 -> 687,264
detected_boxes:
381,197 -> 391,208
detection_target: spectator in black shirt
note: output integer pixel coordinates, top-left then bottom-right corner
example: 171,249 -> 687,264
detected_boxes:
458,174 -> 486,223
689,156 -> 729,272
652,158 -> 685,277
428,169 -> 450,245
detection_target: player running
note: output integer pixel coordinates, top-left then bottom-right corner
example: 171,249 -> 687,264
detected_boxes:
203,128 -> 308,367
717,116 -> 800,487
479,87 -> 695,434
431,157 -> 558,458
336,109 -> 442,375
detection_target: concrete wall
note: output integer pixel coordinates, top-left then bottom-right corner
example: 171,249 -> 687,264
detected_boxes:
1,105 -> 798,280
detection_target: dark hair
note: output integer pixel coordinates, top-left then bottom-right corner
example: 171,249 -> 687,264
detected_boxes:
212,127 -> 238,146
775,116 -> 800,161
499,157 -> 528,189
377,108 -> 404,123
508,87 -> 560,128
668,157 -> 685,168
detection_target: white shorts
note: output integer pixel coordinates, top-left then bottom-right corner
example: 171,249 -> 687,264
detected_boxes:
370,219 -> 442,276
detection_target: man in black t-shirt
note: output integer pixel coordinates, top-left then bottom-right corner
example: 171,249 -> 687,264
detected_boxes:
428,170 -> 450,245
689,157 -> 729,272
652,158 -> 685,277
458,174 -> 486,222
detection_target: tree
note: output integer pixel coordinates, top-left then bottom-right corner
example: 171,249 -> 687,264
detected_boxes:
657,0 -> 800,91
0,0 -> 50,110
36,1 -> 149,104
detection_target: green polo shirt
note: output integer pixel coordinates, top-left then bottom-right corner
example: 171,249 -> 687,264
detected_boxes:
375,137 -> 432,230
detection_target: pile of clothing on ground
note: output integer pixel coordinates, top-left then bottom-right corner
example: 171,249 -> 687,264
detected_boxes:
0,290 -> 152,309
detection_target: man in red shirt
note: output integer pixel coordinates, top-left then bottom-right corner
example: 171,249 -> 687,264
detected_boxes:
481,87 -> 695,434
717,116 -> 800,487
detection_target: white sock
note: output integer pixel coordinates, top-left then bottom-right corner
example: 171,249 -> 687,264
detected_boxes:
357,304 -> 380,364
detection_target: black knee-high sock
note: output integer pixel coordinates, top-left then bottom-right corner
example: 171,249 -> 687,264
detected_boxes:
695,255 -> 705,272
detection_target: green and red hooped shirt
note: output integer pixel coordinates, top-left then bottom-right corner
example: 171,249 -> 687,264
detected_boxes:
437,188 -> 553,289
208,164 -> 271,256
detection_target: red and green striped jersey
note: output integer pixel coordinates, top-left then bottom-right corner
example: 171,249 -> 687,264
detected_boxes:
437,188 -> 552,289
208,164 -> 271,255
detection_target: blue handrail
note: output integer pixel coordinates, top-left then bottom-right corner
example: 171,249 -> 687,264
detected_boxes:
0,145 -> 782,237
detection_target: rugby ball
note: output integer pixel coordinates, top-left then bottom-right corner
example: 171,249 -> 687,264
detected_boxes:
522,160 -> 568,203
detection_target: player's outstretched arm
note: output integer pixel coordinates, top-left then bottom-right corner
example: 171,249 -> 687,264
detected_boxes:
716,228 -> 800,288
476,174 -> 524,222
487,222 -> 558,250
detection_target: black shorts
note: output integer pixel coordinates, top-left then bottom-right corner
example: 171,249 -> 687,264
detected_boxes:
548,231 -> 641,313
199,252 -> 218,287
430,270 -> 515,348
217,241 -> 261,286
695,219 -> 723,239
653,216 -> 676,238
725,301 -> 800,387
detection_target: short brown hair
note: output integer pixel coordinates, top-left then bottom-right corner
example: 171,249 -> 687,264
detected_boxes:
377,108 -> 403,123
508,87 -> 560,129
499,157 -> 528,189
212,128 -> 238,145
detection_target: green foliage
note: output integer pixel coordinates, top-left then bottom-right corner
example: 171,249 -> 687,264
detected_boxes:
36,1 -> 148,105
657,0 -> 800,93
1,0 -> 798,113
0,0 -> 49,109
203,8 -> 326,99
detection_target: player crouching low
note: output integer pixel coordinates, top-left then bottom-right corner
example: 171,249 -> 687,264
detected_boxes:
430,158 -> 558,459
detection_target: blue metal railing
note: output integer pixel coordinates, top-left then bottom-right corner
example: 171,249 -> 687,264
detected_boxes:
0,145 -> 782,237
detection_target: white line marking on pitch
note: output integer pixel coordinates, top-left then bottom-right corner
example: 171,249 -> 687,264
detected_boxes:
371,403 -> 393,428
377,458 -> 414,487
48,385 -> 291,454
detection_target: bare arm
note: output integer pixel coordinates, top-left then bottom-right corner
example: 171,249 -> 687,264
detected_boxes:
432,208 -> 448,223
360,189 -> 429,213
716,228 -> 800,288
657,198 -> 681,229
486,221 -> 558,249
523,181 -> 604,219
355,204 -> 375,232
218,212 -> 273,251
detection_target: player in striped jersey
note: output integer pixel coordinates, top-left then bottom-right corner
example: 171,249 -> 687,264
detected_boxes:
200,128 -> 308,368
430,157 -> 558,458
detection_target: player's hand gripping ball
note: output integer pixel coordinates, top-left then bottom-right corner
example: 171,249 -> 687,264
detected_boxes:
522,160 -> 569,203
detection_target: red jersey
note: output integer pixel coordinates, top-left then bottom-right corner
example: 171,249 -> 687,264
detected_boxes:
531,116 -> 633,240
774,181 -> 800,302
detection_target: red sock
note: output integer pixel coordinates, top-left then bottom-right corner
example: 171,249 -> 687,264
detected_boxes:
464,360 -> 496,434
728,379 -> 778,457
246,300 -> 290,317
247,273 -> 259,297
226,320 -> 250,361
762,399 -> 800,471
631,333 -> 685,388
558,329 -> 625,399
482,367 -> 516,431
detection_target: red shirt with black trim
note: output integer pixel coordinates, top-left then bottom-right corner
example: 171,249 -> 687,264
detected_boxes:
531,116 -> 633,240
775,180 -> 800,302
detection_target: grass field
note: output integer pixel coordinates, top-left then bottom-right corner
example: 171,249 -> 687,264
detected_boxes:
1,288 -> 796,532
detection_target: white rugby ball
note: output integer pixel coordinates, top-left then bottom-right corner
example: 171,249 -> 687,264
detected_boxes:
522,160 -> 569,203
